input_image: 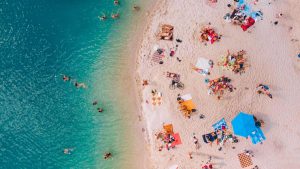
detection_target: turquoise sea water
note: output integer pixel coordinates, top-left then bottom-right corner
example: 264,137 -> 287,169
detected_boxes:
0,0 -> 146,168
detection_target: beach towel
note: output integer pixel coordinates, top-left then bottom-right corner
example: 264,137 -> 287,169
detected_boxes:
202,132 -> 217,143
180,94 -> 192,101
241,17 -> 255,31
196,57 -> 211,70
249,128 -> 266,144
171,133 -> 182,147
152,49 -> 164,63
238,153 -> 253,168
163,124 -> 174,134
212,118 -> 228,131
181,100 -> 196,111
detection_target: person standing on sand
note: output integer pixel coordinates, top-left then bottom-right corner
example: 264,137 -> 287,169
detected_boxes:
193,135 -> 200,149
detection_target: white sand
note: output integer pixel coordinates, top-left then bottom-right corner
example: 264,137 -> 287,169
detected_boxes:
136,0 -> 300,168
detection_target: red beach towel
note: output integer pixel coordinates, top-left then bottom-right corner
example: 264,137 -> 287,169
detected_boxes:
241,17 -> 255,31
171,133 -> 182,147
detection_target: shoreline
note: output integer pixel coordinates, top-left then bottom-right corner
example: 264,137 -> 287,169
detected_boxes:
135,0 -> 300,168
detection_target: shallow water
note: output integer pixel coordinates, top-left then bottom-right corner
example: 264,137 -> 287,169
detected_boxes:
0,0 -> 146,168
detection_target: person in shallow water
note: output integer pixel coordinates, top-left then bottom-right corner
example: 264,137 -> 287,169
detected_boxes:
97,108 -> 103,112
103,152 -> 112,159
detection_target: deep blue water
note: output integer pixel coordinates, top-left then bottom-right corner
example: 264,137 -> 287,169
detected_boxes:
0,0 -> 141,168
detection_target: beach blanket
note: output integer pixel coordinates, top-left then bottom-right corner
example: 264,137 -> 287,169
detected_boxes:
238,153 -> 253,168
163,124 -> 174,134
241,17 -> 255,31
181,100 -> 196,111
171,133 -> 182,147
249,128 -> 266,144
196,57 -> 211,70
180,94 -> 192,101
152,49 -> 164,63
202,132 -> 217,143
212,118 -> 228,131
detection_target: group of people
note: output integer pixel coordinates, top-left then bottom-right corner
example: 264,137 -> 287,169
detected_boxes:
223,0 -> 263,31
98,1 -> 140,21
218,50 -> 247,74
62,75 -> 111,159
200,25 -> 221,44
62,75 -> 87,89
256,84 -> 272,99
207,76 -> 234,99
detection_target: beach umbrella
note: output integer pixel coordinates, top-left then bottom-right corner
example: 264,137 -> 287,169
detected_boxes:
231,112 -> 257,138
231,112 -> 266,144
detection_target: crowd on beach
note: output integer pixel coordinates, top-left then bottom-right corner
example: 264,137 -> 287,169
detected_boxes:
137,0 -> 288,168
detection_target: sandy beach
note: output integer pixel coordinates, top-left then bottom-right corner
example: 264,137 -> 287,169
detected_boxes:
136,0 -> 300,168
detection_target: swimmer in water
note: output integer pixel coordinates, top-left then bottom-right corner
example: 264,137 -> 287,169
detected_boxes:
114,0 -> 119,5
97,108 -> 103,112
62,75 -> 71,82
111,12 -> 119,19
74,82 -> 87,89
63,148 -> 73,154
98,15 -> 107,21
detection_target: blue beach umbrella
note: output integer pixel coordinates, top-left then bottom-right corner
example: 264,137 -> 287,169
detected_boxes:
231,112 -> 266,144
231,112 -> 257,138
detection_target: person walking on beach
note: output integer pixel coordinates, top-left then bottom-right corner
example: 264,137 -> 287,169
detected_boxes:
193,135 -> 200,149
